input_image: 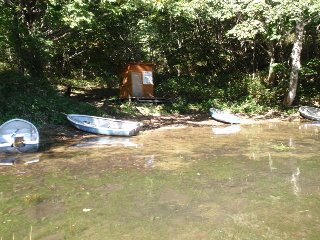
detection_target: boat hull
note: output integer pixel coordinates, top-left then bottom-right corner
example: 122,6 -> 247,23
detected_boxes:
67,114 -> 142,136
0,119 -> 39,153
209,108 -> 241,124
299,106 -> 320,121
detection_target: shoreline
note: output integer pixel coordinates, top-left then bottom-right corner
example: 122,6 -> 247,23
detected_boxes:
40,112 -> 303,143
134,111 -> 302,130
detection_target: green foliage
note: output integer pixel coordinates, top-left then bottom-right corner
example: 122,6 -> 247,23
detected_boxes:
0,71 -> 101,126
301,58 -> 320,77
120,101 -> 168,116
156,73 -> 285,114
0,0 -> 319,113
118,102 -> 140,117
156,75 -> 224,102
164,98 -> 192,114
230,97 -> 267,114
299,58 -> 320,103
272,143 -> 295,151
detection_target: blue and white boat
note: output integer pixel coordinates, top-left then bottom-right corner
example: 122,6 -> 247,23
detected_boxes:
66,114 -> 142,136
299,106 -> 320,122
0,118 -> 39,153
209,108 -> 241,124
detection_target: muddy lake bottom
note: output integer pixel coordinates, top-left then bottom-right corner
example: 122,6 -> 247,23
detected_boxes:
0,121 -> 320,239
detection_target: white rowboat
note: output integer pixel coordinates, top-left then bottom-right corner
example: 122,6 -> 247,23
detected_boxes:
299,106 -> 320,121
66,114 -> 142,136
0,119 -> 39,153
209,108 -> 241,124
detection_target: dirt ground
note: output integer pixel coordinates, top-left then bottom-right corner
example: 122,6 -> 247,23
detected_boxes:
132,109 -> 301,130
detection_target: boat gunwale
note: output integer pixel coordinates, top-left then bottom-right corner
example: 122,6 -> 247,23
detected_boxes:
299,106 -> 320,121
67,114 -> 142,126
66,114 -> 142,136
0,118 -> 40,142
209,108 -> 241,124
0,118 -> 40,153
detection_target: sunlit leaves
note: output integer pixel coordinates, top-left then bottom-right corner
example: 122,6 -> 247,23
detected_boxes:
227,0 -> 320,42
228,20 -> 265,40
61,0 -> 94,28
0,0 -> 319,85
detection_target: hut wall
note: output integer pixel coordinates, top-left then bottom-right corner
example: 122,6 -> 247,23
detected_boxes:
120,63 -> 155,99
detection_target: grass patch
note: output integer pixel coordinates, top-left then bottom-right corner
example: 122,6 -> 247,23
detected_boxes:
0,71 -> 102,126
272,143 -> 295,152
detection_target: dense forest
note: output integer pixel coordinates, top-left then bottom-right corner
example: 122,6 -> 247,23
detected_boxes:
0,0 -> 319,124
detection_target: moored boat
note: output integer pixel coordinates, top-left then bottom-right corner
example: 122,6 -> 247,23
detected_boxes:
299,106 -> 320,121
209,108 -> 241,124
66,114 -> 142,136
0,119 -> 39,153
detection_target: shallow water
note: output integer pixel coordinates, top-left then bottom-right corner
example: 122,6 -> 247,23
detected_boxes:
0,122 -> 320,239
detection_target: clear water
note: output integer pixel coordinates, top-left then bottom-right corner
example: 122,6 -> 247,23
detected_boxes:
0,122 -> 319,239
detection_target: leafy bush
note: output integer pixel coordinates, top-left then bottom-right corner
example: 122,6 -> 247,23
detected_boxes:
299,58 -> 320,103
156,72 -> 283,114
156,75 -> 226,102
0,71 -> 102,126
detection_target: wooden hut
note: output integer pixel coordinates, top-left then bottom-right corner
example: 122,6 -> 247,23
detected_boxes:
120,63 -> 155,100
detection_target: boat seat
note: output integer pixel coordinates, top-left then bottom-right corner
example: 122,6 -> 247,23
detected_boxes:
100,123 -> 110,128
13,137 -> 25,147
82,121 -> 93,126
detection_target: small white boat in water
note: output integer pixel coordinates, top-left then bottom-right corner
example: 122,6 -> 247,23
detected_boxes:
299,106 -> 320,121
66,114 -> 142,136
209,108 -> 241,124
0,119 -> 39,153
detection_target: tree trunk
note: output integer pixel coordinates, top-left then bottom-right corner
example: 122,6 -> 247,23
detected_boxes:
310,26 -> 319,58
9,6 -> 26,75
267,42 -> 276,85
283,21 -> 305,106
